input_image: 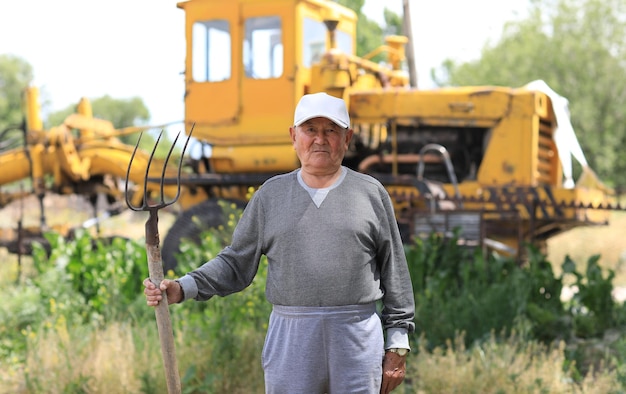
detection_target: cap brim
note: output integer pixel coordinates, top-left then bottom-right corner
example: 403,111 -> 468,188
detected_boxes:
295,115 -> 349,128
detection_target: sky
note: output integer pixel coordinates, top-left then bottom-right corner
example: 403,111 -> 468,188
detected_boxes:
0,0 -> 529,130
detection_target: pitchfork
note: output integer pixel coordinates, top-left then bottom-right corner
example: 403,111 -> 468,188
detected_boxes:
125,127 -> 193,394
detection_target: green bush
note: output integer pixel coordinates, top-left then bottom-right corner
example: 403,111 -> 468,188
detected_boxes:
31,230 -> 150,322
406,232 -> 623,348
563,254 -> 618,338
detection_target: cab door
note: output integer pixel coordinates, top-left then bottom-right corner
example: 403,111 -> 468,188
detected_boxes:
181,0 -> 239,127
239,3 -> 294,142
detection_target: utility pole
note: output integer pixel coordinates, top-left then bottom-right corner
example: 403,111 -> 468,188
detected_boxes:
402,0 -> 418,88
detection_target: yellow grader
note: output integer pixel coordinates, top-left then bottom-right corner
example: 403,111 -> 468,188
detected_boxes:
0,0 -> 622,269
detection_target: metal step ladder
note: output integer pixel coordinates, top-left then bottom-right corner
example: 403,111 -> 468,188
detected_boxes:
413,143 -> 483,246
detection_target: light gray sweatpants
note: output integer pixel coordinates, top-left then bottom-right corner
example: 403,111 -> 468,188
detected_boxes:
262,303 -> 384,394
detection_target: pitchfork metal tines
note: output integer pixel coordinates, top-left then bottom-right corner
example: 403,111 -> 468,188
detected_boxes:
124,127 -> 193,210
124,128 -> 193,246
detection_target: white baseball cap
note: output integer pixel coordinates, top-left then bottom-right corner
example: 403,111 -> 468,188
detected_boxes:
293,92 -> 350,128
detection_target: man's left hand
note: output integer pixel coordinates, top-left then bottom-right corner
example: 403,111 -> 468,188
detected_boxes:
380,350 -> 407,394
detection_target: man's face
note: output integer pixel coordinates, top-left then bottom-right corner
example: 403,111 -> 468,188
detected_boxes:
290,117 -> 353,174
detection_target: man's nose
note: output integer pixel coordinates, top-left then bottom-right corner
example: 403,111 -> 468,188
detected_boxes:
313,130 -> 326,143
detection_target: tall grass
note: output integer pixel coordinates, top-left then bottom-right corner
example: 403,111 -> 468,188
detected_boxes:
2,323 -> 621,394
1,308 -> 266,394
410,332 -> 621,393
20,322 -> 140,393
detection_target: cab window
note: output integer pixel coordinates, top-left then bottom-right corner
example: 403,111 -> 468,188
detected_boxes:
243,16 -> 283,79
192,19 -> 231,82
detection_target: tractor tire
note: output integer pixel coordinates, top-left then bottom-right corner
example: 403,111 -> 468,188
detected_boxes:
161,198 -> 245,272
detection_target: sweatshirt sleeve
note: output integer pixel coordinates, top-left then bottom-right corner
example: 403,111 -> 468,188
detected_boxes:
377,186 -> 416,334
178,193 -> 266,301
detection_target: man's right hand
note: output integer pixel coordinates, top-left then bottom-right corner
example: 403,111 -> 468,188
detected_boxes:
143,278 -> 183,306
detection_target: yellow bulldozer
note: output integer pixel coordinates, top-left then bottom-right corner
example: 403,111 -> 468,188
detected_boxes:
0,0 -> 622,269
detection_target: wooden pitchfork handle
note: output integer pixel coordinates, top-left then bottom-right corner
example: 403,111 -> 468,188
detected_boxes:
146,210 -> 181,394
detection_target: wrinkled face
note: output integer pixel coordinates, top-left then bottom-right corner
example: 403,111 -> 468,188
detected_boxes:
290,117 -> 353,174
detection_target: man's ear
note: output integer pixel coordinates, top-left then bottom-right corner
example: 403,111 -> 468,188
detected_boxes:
344,128 -> 354,146
289,126 -> 296,144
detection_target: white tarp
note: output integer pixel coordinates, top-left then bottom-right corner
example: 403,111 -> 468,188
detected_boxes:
523,79 -> 588,189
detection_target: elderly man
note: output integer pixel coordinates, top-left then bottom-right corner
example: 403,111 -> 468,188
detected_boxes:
144,92 -> 415,393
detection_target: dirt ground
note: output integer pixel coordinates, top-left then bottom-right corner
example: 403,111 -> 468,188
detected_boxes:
0,193 -> 175,248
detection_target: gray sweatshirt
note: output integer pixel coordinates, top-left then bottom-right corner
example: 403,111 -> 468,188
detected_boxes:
178,167 -> 415,334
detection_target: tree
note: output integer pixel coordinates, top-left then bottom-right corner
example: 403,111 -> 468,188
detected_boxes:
1,54 -> 152,147
47,95 -> 150,131
336,0 -> 402,63
45,95 -> 156,147
433,0 -> 626,188
0,55 -> 33,149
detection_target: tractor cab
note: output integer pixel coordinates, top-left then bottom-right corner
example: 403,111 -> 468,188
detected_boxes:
177,0 -> 356,173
